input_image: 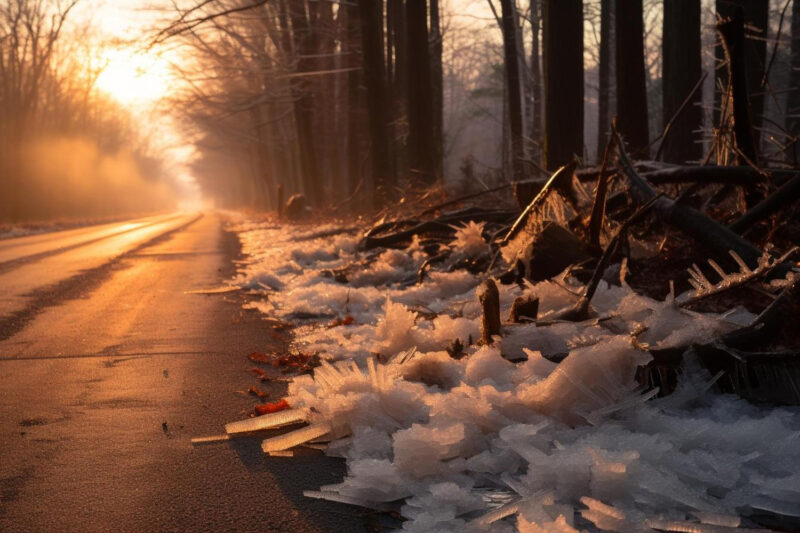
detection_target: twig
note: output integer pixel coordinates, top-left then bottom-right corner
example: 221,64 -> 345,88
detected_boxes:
679,247 -> 798,308
760,0 -> 793,90
501,160 -> 578,244
614,125 -> 767,271
588,132 -> 617,251
654,72 -> 708,161
542,195 -> 662,324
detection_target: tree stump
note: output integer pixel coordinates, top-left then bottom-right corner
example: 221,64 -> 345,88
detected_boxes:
477,279 -> 501,344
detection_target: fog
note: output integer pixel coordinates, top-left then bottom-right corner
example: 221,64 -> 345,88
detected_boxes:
1,137 -> 175,223
0,0 -> 177,225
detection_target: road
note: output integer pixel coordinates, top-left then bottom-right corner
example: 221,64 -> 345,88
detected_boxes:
0,213 -> 370,532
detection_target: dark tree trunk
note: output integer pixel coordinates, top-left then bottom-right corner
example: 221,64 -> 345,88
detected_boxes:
390,0 -> 408,107
406,0 -> 436,184
499,0 -> 524,183
530,0 -> 542,163
358,0 -> 393,206
344,5 -> 363,197
714,0 -> 768,150
662,0 -> 702,164
718,6 -> 758,166
787,0 -> 800,163
430,0 -> 444,178
389,0 -> 408,178
542,0 -> 583,169
596,0 -> 611,161
289,0 -> 321,206
615,0 -> 649,155
317,1 -> 338,199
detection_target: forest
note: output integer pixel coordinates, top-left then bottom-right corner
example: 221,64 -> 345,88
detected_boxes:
150,0 -> 800,217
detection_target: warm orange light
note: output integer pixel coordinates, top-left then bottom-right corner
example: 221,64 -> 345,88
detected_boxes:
95,49 -> 171,105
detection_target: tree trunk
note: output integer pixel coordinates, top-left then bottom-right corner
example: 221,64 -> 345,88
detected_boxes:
406,0 -> 436,184
542,0 -> 583,169
718,6 -> 758,166
500,0 -> 525,183
289,0 -> 321,206
389,0 -> 408,178
596,0 -> 611,161
358,0 -> 393,206
615,0 -> 649,155
344,5 -> 363,197
662,0 -> 702,164
430,0 -> 444,179
714,0 -> 768,151
788,0 -> 800,164
530,0 -> 542,163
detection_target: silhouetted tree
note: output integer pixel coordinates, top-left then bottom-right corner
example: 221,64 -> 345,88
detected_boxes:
596,0 -> 611,160
358,0 -> 393,205
542,0 -> 583,169
499,0 -> 524,182
615,0 -> 649,155
430,0 -> 444,179
662,0 -> 702,163
788,0 -> 800,162
530,0 -> 542,163
406,0 -> 436,184
714,0 -> 768,150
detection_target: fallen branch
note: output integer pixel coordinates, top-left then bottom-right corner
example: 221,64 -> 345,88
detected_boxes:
728,175 -> 800,234
540,195 -> 661,323
614,127 -> 769,271
501,160 -> 578,245
679,247 -> 798,308
639,166 -> 797,186
588,133 -> 617,251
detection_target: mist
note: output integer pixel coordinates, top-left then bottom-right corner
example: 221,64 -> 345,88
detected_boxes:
0,0 -> 177,225
0,137 -> 175,224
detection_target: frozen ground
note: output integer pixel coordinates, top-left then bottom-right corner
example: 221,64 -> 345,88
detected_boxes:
231,217 -> 800,532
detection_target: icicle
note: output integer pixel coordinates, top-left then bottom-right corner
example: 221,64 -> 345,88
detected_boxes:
261,421 -> 332,453
302,490 -> 391,511
225,408 -> 307,435
467,499 -> 521,527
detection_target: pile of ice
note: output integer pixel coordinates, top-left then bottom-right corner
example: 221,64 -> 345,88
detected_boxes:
232,219 -> 800,532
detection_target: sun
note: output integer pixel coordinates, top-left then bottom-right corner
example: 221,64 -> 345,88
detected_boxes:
95,49 -> 171,105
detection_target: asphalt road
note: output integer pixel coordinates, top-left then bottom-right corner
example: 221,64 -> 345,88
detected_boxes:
0,213 -> 371,532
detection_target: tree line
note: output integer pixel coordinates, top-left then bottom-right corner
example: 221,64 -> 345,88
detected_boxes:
162,0 -> 800,212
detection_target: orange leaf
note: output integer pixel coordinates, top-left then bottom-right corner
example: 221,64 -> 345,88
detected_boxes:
254,398 -> 290,415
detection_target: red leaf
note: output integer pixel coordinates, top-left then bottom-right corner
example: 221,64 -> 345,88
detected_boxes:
254,398 -> 290,415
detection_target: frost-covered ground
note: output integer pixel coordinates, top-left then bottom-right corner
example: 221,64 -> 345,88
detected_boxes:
231,217 -> 800,532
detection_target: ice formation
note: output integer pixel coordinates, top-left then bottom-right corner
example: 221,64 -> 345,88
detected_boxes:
230,219 -> 800,532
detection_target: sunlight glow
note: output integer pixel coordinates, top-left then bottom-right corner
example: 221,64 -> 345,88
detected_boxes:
95,50 -> 172,105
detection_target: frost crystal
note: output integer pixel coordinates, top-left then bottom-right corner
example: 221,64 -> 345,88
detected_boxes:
228,220 -> 800,531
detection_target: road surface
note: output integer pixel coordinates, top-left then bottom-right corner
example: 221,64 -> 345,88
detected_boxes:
0,213 -> 371,532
